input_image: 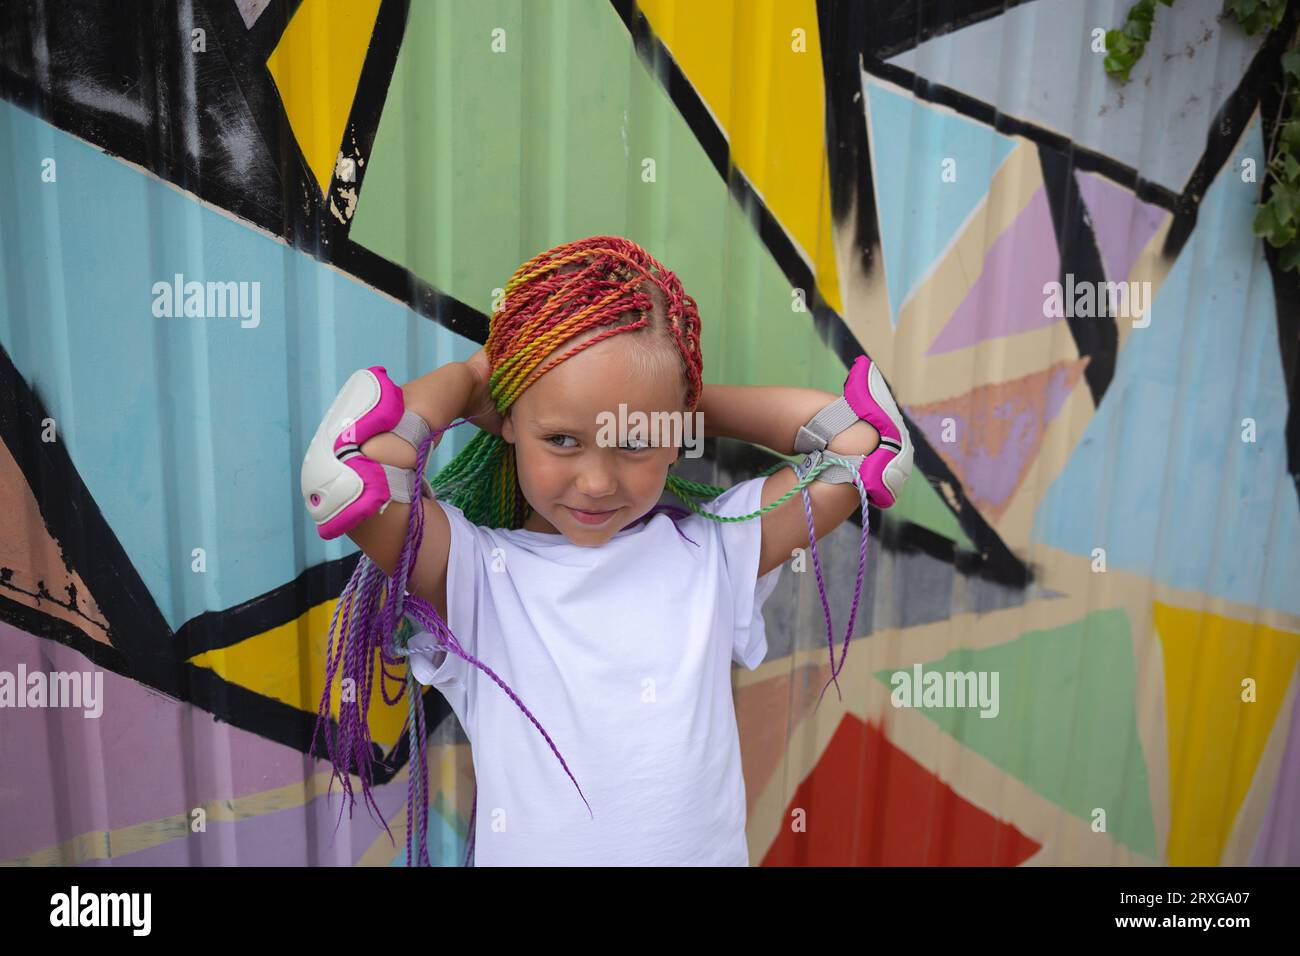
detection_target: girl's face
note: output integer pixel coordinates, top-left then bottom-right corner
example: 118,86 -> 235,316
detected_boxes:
500,331 -> 686,546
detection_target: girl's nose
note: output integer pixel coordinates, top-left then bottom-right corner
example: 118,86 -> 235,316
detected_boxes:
575,465 -> 617,499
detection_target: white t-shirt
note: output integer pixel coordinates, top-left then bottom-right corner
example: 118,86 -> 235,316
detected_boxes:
405,475 -> 782,866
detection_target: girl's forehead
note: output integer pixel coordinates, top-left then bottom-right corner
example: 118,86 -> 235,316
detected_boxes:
527,339 -> 679,399
522,390 -> 682,428
519,370 -> 682,425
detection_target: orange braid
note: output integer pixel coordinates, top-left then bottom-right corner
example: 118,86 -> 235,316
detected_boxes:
485,236 -> 703,413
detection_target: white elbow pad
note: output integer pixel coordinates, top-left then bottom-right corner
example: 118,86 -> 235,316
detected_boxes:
301,365 -> 435,539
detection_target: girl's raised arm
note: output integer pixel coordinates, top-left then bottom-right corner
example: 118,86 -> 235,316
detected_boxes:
347,360 -> 482,619
700,382 -> 881,578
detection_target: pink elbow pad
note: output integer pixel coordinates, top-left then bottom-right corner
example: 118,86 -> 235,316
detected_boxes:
301,366 -> 435,540
793,355 -> 914,508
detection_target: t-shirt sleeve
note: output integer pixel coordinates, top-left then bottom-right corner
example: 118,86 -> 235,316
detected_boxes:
704,475 -> 783,671
404,498 -> 483,701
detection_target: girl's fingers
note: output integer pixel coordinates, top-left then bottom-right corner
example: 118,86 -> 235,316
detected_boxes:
463,349 -> 503,436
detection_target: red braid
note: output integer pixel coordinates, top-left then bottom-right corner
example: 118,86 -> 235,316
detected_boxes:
487,236 -> 703,412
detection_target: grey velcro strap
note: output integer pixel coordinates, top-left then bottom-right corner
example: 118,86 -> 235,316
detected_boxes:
390,409 -> 433,453
793,396 -> 862,454
383,464 -> 435,504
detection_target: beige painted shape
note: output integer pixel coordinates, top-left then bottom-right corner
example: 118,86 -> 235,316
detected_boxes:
0,436 -> 110,643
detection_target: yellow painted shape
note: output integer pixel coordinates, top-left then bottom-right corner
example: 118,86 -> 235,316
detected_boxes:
267,0 -> 383,196
1154,600 -> 1300,865
637,0 -> 843,315
190,595 -> 412,750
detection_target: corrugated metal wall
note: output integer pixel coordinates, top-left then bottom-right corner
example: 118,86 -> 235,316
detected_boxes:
1,0 -> 1298,866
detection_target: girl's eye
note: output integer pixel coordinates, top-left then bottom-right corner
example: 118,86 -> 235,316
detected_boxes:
546,435 -> 648,451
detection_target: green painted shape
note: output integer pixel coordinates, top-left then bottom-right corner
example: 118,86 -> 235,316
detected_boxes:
350,0 -> 844,391
873,607 -> 1156,856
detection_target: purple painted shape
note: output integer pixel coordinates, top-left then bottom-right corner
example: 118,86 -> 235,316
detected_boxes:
76,774 -> 413,866
926,186 -> 1061,356
903,363 -> 1077,511
0,621 -> 415,864
1075,170 -> 1166,284
1249,675 -> 1300,865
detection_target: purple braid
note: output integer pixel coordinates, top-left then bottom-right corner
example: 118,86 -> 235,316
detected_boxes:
734,457 -> 872,712
793,461 -> 872,711
311,411 -> 609,868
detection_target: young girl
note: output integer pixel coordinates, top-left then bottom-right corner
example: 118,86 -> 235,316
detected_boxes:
300,236 -> 913,866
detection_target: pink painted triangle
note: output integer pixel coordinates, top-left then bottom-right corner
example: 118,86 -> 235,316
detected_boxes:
1075,170 -> 1167,283
926,186 -> 1062,356
903,358 -> 1089,522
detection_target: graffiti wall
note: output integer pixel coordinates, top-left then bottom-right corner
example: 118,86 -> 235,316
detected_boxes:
1,0 -> 1297,866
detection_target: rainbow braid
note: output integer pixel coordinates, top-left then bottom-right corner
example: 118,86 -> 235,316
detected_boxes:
312,235 -> 872,867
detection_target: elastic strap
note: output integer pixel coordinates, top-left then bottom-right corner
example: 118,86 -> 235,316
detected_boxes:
793,396 -> 864,485
390,409 -> 433,452
384,409 -> 436,504
383,464 -> 435,504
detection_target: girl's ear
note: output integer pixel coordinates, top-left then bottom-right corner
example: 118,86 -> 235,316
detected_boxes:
501,407 -> 515,444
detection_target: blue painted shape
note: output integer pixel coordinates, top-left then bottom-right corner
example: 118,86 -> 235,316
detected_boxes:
1031,115 -> 1300,616
388,807 -> 468,867
0,100 -> 479,630
864,78 -> 1019,326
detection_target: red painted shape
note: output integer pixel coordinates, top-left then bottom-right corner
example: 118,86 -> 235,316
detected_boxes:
762,714 -> 1042,866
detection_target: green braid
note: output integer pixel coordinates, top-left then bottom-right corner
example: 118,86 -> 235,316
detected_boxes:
663,457 -> 838,523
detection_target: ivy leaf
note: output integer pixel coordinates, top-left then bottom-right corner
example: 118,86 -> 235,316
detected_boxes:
1255,202 -> 1279,241
1275,186 -> 1296,227
1283,119 -> 1300,152
1105,0 -> 1169,82
1236,0 -> 1261,17
1285,152 -> 1300,182
1106,59 -> 1133,82
1280,239 -> 1300,273
1284,50 -> 1300,85
1265,207 -> 1296,247
1280,217 -> 1298,247
1105,30 -> 1136,81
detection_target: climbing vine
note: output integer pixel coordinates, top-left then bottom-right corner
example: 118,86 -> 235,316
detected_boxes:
1105,0 -> 1300,273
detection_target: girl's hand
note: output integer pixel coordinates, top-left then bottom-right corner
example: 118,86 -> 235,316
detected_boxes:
463,347 -> 505,437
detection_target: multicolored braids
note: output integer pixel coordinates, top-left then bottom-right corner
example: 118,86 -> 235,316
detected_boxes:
432,235 -> 707,528
311,235 -> 872,867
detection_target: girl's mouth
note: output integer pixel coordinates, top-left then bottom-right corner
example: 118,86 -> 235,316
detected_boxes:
565,506 -> 619,526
